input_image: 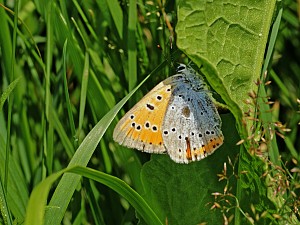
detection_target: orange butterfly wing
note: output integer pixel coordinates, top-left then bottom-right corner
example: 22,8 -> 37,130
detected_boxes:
113,78 -> 174,154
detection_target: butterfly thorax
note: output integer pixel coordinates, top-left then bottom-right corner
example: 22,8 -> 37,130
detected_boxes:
168,67 -> 208,93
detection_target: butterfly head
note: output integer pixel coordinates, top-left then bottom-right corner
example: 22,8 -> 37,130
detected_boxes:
176,63 -> 198,77
176,64 -> 188,73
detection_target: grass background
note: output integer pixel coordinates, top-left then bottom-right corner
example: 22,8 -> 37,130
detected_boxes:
0,0 -> 299,224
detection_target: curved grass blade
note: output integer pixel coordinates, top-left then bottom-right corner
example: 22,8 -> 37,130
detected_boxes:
25,166 -> 163,225
43,62 -> 166,225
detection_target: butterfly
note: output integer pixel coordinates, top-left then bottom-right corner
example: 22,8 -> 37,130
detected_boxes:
113,64 -> 224,164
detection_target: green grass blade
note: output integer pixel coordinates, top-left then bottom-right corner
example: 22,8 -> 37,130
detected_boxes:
74,167 -> 163,225
43,66 -> 157,225
128,0 -> 137,91
0,167 -> 13,225
3,0 -> 19,200
258,7 -> 283,166
72,0 -> 98,41
284,136 -> 299,160
83,180 -> 105,225
0,3 -> 13,78
51,108 -> 75,157
45,0 -> 54,176
0,133 -> 29,220
62,40 -> 77,147
78,52 -> 89,138
25,166 -> 163,225
269,70 -> 293,107
106,0 -> 123,39
0,77 -> 22,112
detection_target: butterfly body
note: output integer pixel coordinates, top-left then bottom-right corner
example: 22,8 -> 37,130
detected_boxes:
113,64 -> 224,164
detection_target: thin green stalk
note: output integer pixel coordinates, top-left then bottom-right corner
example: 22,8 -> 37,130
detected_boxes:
45,0 -> 54,176
5,0 -> 19,194
128,0 -> 137,91
258,7 -> 283,166
62,40 -> 77,148
77,52 -> 89,140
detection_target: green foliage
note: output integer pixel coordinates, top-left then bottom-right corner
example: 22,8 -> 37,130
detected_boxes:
25,166 -> 163,225
0,0 -> 299,225
176,0 -> 276,139
140,114 -> 238,225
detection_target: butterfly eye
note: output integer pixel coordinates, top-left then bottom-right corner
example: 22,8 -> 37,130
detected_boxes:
176,64 -> 187,73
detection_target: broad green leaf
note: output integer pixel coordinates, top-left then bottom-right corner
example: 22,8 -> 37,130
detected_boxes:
141,114 -> 239,224
176,0 -> 277,137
